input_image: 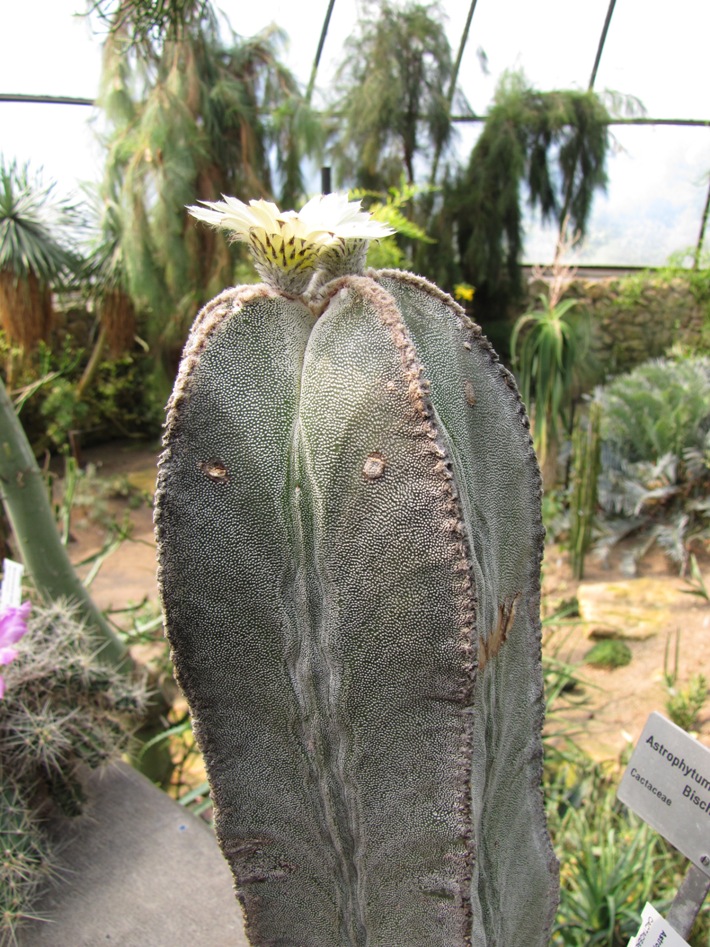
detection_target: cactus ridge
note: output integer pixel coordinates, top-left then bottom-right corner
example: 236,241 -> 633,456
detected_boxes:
314,275 -> 479,943
156,268 -> 558,946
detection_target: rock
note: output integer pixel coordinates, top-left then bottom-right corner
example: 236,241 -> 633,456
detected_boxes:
577,577 -> 689,640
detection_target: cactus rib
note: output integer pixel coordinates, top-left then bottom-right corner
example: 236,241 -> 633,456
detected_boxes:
156,266 -> 558,946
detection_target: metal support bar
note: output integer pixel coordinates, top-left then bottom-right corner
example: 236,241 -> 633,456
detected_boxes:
306,0 -> 337,104
694,175 -> 710,268
447,0 -> 479,112
665,863 -> 710,939
448,113 -> 710,128
589,0 -> 618,89
2,95 -> 707,130
428,0 -> 480,187
0,93 -> 94,106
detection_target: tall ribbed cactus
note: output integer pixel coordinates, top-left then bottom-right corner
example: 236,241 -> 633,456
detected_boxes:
155,194 -> 559,946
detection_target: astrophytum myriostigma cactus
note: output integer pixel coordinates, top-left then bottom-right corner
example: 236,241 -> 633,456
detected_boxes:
155,194 -> 559,946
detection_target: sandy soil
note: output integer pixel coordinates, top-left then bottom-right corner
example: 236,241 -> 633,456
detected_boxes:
542,543 -> 710,761
65,440 -> 710,766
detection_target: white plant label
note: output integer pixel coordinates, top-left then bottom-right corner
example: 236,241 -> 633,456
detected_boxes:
627,902 -> 688,946
618,712 -> 710,877
0,558 -> 24,608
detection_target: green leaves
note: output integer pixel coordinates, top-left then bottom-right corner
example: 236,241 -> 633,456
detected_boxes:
454,74 -> 610,310
597,357 -> 710,464
329,1 -> 464,190
0,159 -> 78,283
350,180 -> 436,269
511,293 -> 590,467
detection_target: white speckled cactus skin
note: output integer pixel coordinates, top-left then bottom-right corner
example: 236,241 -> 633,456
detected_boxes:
155,265 -> 559,946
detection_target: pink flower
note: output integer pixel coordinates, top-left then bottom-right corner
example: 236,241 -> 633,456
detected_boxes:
0,601 -> 31,698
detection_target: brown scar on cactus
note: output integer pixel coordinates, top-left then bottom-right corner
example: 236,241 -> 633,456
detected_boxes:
478,594 -> 520,671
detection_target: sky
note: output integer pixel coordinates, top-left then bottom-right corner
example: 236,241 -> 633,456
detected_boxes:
0,0 -> 708,266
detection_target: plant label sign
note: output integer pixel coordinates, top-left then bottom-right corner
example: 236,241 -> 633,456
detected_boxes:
627,903 -> 688,947
0,558 -> 23,608
618,712 -> 710,877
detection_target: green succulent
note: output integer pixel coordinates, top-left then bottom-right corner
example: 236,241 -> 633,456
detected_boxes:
156,193 -> 558,945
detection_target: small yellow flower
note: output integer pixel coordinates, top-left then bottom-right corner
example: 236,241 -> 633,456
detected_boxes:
188,193 -> 393,295
454,283 -> 475,303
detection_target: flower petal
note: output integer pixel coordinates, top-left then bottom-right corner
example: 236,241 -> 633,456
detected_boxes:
0,601 -> 31,647
188,192 -> 394,292
0,645 -> 18,665
298,193 -> 394,240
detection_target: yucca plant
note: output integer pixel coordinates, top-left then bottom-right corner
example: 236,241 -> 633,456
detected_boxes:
511,294 -> 589,471
511,223 -> 592,479
0,158 -> 80,357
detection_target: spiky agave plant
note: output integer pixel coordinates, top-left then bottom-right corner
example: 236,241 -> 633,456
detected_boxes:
156,193 -> 559,945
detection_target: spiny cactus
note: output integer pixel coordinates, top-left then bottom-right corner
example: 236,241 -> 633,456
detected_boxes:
0,779 -> 53,946
0,379 -> 128,669
156,194 -> 559,946
0,601 -> 148,945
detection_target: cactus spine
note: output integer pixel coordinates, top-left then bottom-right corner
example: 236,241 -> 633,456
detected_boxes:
156,195 -> 558,946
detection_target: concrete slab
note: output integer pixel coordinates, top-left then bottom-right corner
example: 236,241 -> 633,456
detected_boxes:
18,763 -> 250,947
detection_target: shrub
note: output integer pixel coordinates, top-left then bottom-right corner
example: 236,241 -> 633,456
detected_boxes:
598,357 -> 710,464
545,751 -> 710,946
584,640 -> 632,669
593,356 -> 710,572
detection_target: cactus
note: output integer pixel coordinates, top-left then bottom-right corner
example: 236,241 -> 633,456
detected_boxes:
569,402 -> 601,581
0,779 -> 53,947
0,600 -> 148,944
156,194 -> 559,946
0,380 -> 128,669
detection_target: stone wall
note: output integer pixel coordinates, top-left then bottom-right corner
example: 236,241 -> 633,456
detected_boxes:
525,272 -> 708,382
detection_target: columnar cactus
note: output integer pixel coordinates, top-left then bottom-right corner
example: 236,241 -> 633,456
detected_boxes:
155,194 -> 559,946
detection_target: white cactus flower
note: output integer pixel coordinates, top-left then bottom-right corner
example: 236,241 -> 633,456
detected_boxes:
188,193 -> 393,295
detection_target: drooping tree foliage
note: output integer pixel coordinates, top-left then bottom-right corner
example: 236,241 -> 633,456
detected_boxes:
87,195 -> 137,360
329,1 -> 467,190
87,0 -> 211,47
91,1 -> 613,363
451,73 -> 611,320
96,0 -> 316,363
